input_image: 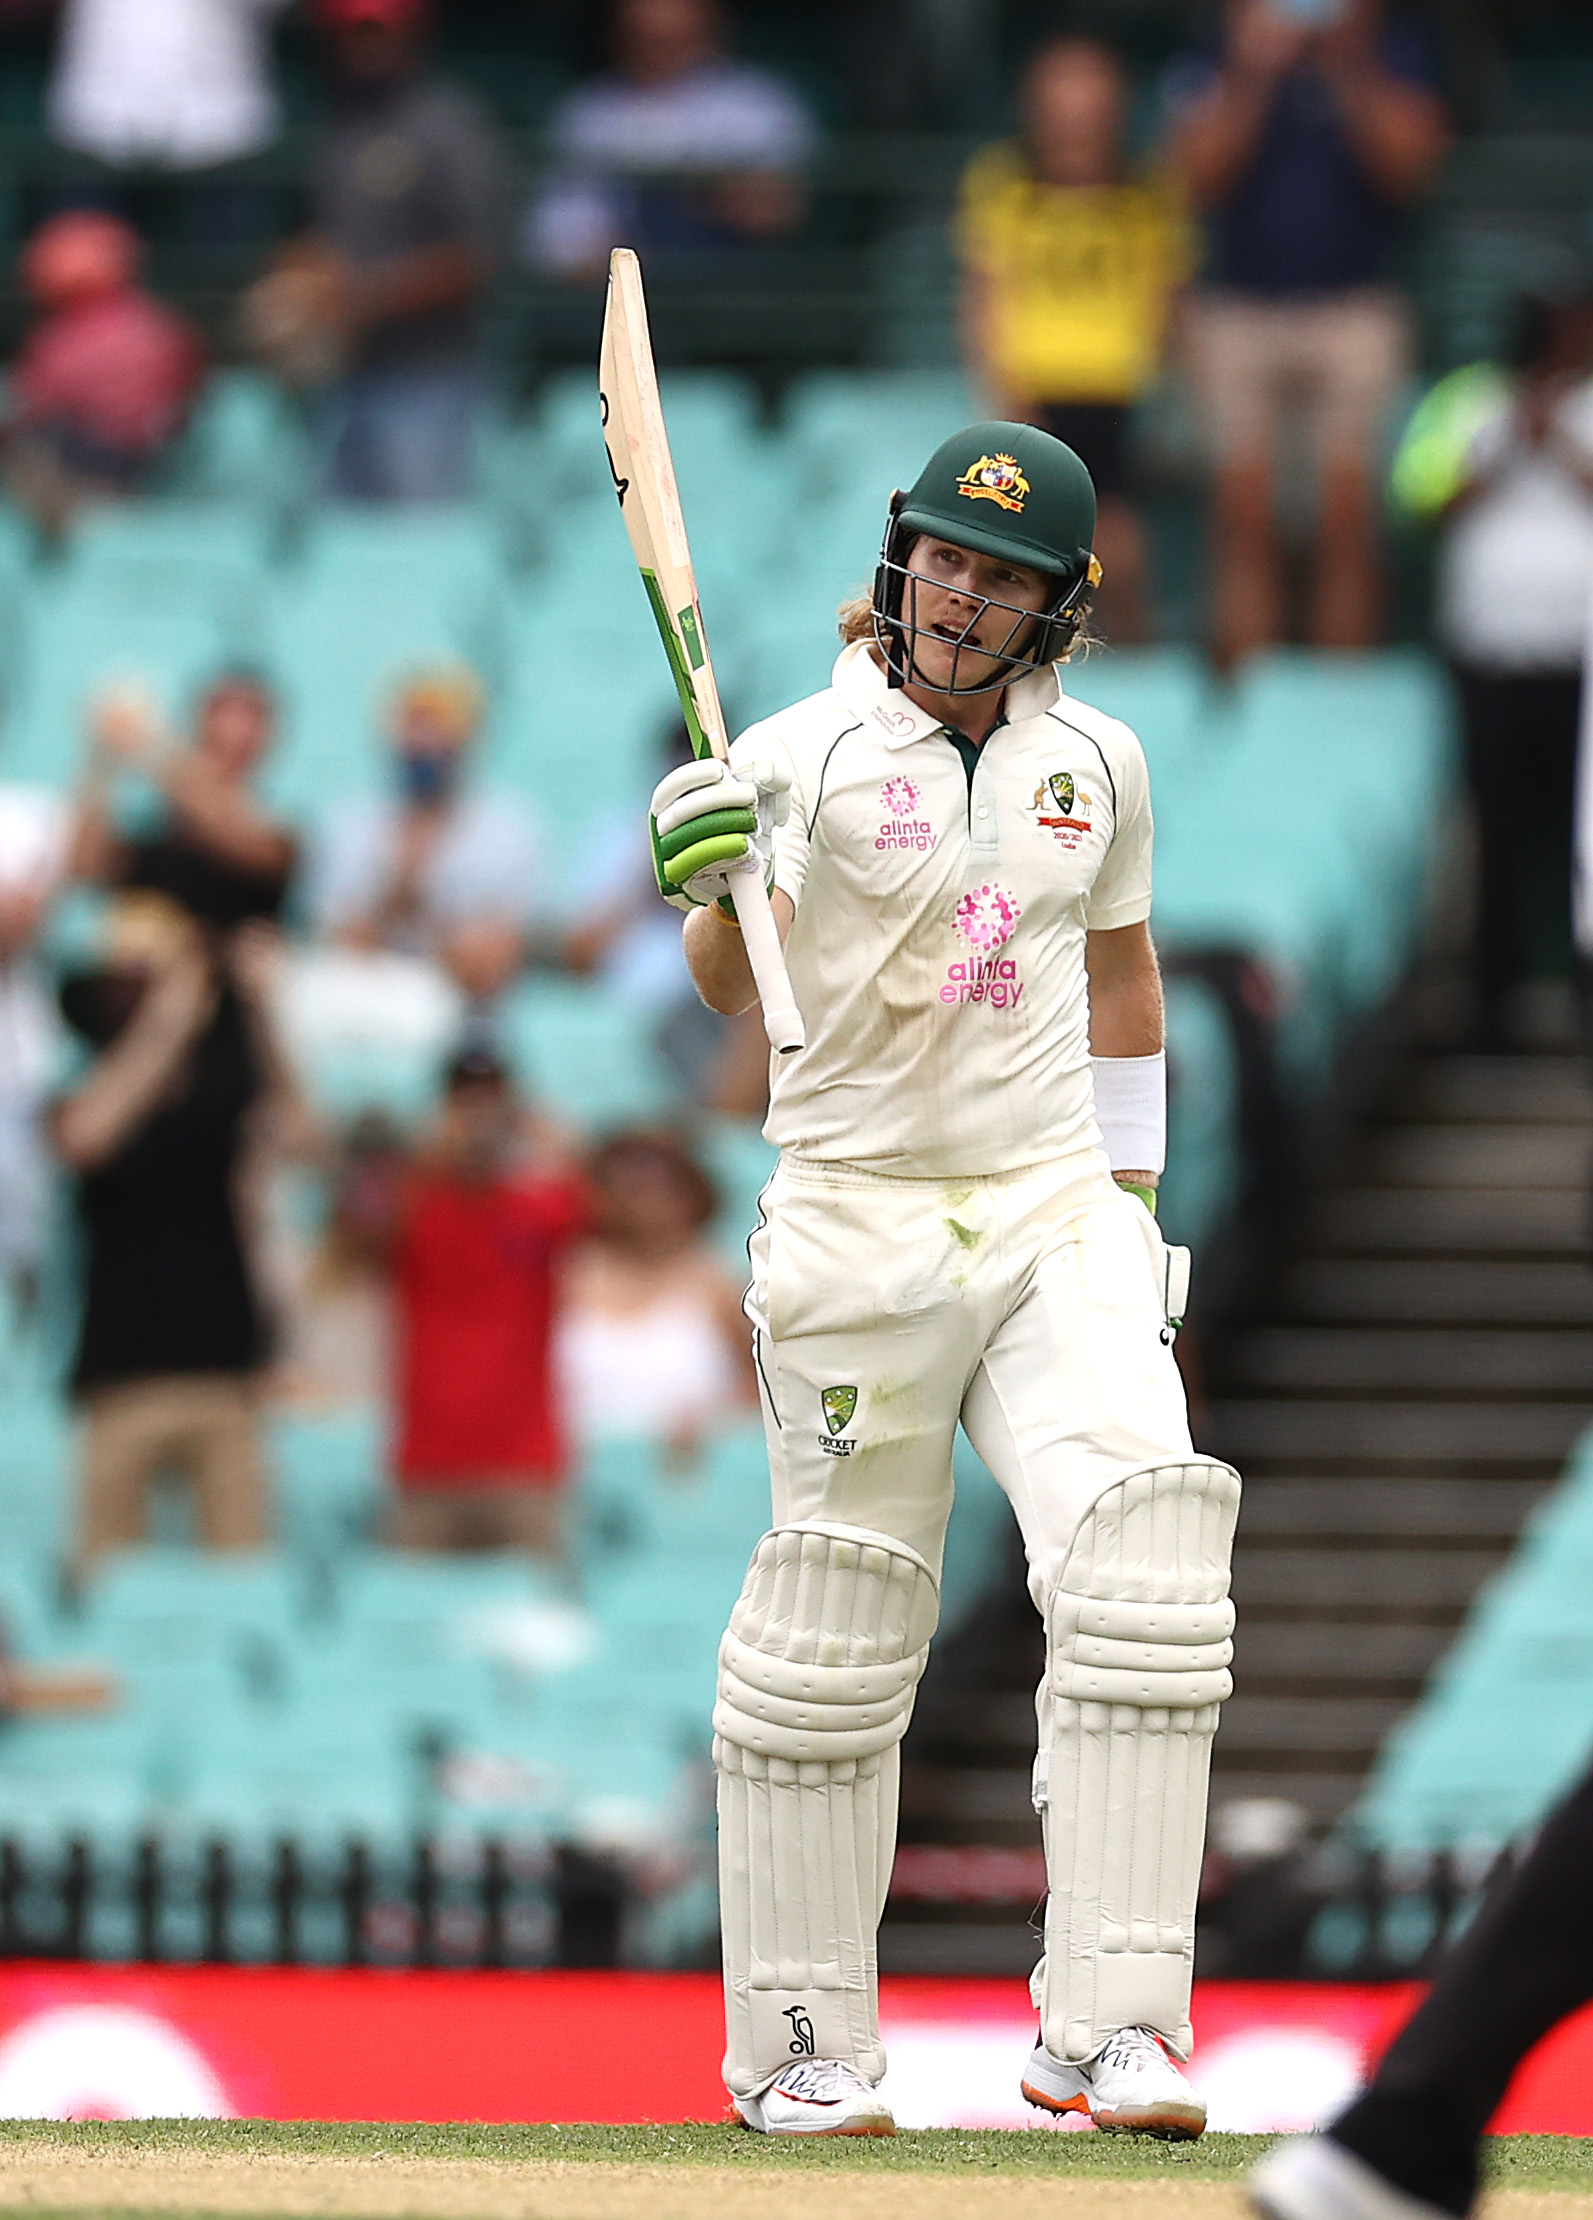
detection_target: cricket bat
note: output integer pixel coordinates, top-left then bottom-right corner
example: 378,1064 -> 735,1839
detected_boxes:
599,247 -> 805,1055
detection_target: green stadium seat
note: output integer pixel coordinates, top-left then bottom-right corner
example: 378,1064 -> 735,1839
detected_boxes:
262,508 -> 510,816
164,371 -> 313,511
1355,1428 -> 1593,1852
1063,648 -> 1210,793
1162,973 -> 1241,1253
270,1406 -> 388,1561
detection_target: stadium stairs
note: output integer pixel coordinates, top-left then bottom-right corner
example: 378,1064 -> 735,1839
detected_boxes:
880,1035 -> 1593,1978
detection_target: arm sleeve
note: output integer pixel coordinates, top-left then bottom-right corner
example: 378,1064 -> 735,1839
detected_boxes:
1084,728 -> 1154,931
729,728 -> 809,911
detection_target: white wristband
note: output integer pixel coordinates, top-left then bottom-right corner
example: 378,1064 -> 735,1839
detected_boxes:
1090,1051 -> 1166,1174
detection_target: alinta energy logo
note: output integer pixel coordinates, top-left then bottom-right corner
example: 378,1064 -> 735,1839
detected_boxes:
876,774 -> 935,854
945,883 -> 1024,1009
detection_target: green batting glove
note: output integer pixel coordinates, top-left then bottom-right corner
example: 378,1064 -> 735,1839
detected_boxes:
649,755 -> 790,914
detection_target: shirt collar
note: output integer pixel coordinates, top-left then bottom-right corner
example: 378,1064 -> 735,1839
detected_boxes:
830,638 -> 1063,749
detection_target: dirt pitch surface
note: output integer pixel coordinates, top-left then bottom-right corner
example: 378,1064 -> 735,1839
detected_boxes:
0,2124 -> 1589,2220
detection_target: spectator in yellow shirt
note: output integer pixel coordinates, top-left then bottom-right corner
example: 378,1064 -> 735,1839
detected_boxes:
958,37 -> 1194,640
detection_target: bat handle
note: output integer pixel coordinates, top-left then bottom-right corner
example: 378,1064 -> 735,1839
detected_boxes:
726,869 -> 805,1055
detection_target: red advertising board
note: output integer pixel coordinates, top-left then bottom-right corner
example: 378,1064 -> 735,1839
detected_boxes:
0,1966 -> 1581,2133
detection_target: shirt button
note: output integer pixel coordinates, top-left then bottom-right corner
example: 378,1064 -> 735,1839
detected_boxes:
977,806 -> 990,818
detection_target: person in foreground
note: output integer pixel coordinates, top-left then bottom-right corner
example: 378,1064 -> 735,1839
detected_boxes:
649,422 -> 1241,2137
1251,1752 -> 1593,2218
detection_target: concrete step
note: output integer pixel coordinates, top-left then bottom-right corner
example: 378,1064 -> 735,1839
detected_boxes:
1397,1058 -> 1593,1124
1233,1328 -> 1593,1394
1370,1124 -> 1592,1190
1312,1187 -> 1587,1256
1231,1619 -> 1454,1683
1218,1694 -> 1410,1754
1230,1545 -> 1506,1608
1284,1258 -> 1593,1324
1314,1186 -> 1587,1257
1212,1397 -> 1593,1466
1236,1476 -> 1548,1538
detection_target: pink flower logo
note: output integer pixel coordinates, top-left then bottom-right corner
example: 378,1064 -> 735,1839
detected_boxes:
880,775 -> 921,817
955,883 -> 1022,953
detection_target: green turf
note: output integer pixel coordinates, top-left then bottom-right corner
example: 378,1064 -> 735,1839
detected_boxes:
0,2120 -> 1589,2190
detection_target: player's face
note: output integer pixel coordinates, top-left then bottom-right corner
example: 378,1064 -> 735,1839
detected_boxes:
901,537 -> 1052,694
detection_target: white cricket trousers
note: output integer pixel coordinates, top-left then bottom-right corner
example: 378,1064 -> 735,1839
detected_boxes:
716,1148 -> 1239,2095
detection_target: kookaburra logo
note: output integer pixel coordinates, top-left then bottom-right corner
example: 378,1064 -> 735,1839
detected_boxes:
783,2004 -> 817,2055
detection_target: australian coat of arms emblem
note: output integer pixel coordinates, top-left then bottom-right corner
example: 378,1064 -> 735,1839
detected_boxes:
956,453 -> 1030,512
1031,772 -> 1092,847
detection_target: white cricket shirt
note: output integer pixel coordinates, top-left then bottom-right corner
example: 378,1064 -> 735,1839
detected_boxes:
729,641 -> 1153,1178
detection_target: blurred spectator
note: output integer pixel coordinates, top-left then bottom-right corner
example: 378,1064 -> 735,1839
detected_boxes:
528,0 -> 816,278
271,0 -> 506,502
307,665 -> 538,1006
53,898 -> 300,1568
957,37 -> 1193,642
3,212 -> 204,537
72,669 -> 297,929
0,787 -> 70,1319
1393,283 -> 1593,1049
1168,0 -> 1448,664
564,719 -> 757,1112
272,1110 -> 401,1409
558,1128 -> 753,1463
48,0 -> 290,170
390,1046 -> 587,1559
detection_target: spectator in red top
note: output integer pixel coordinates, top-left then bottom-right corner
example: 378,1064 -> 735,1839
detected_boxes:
3,211 -> 204,536
391,1044 -> 587,1560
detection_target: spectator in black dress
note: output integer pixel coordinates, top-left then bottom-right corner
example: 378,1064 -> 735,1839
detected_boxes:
71,668 -> 296,930
53,895 -> 299,1569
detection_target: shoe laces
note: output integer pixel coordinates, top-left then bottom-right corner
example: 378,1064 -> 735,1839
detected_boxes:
1092,2026 -> 1167,2075
774,2057 -> 867,2103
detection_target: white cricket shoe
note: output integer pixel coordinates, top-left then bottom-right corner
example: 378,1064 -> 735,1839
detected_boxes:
733,2057 -> 896,2137
1250,2135 -> 1456,2220
1022,2025 -> 1207,2139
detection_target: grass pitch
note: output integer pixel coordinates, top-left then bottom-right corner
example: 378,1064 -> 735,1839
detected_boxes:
0,2123 -> 1585,2220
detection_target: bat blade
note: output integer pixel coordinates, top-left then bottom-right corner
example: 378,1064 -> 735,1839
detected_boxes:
600,248 -> 729,765
598,247 -> 805,1055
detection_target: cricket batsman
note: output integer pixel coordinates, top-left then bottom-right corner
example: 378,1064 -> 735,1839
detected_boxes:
647,422 -> 1241,2138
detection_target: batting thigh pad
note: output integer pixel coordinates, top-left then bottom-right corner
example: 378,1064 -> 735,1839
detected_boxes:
1032,1459 -> 1240,2063
714,1522 -> 940,2095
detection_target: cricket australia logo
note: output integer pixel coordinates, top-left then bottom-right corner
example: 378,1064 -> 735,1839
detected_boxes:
819,1384 -> 858,1458
783,2005 -> 817,2056
1030,770 -> 1093,851
822,1385 -> 857,1434
956,452 -> 1030,513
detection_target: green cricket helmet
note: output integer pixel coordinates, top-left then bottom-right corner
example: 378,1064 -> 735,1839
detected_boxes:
873,420 -> 1101,695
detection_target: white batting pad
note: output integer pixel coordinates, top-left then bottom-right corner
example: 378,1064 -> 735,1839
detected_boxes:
714,1522 -> 940,2096
1031,1458 -> 1240,2063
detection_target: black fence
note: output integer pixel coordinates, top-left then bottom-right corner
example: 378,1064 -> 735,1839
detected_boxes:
1199,1841 -> 1519,1985
0,1833 -> 635,1969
